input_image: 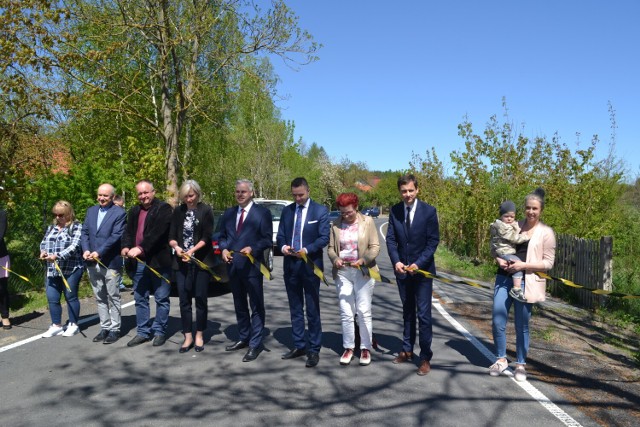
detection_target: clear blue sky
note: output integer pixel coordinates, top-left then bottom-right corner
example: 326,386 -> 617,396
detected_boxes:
272,0 -> 640,180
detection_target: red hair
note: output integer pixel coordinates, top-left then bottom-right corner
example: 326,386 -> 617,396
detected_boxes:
336,193 -> 359,209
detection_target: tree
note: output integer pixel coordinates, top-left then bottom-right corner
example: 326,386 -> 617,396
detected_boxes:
3,0 -> 319,202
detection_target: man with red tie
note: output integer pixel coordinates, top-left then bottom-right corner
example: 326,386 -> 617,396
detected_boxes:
386,174 -> 440,376
220,179 -> 273,362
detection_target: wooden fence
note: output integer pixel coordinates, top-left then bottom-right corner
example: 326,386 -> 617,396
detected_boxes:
549,234 -> 613,308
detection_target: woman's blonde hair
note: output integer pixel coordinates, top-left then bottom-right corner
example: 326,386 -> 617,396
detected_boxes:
179,179 -> 202,203
52,200 -> 76,226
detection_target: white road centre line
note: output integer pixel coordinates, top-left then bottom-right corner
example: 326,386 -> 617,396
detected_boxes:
0,300 -> 137,353
382,220 -> 583,427
434,289 -> 583,426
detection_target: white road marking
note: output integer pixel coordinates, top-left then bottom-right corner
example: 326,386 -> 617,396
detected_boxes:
382,219 -> 583,427
434,301 -> 583,426
1,231 -> 585,427
0,300 -> 137,353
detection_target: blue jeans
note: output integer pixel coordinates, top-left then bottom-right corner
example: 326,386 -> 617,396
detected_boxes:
491,274 -> 532,364
46,267 -> 83,325
132,262 -> 171,338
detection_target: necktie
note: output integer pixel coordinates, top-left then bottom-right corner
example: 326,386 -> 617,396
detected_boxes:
293,205 -> 303,251
405,206 -> 411,231
237,208 -> 245,233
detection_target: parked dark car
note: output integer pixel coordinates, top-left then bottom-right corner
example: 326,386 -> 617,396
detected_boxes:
328,210 -> 341,225
361,206 -> 380,218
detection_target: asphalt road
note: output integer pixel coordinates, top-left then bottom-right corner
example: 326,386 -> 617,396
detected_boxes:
0,218 -> 597,427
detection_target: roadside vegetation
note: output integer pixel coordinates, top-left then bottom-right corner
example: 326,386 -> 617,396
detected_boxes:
1,2 -> 638,332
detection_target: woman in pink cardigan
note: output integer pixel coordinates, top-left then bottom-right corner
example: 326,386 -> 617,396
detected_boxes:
489,188 -> 556,381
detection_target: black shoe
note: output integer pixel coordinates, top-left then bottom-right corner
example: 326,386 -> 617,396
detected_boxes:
225,340 -> 248,352
103,331 -> 120,344
179,343 -> 194,354
281,348 -> 306,360
2,318 -> 12,330
93,329 -> 109,342
127,335 -> 150,347
195,345 -> 204,353
152,335 -> 167,347
243,346 -> 263,362
306,352 -> 320,368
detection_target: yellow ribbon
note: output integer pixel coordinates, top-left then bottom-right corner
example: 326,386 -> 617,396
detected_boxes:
228,251 -> 273,280
299,251 -> 329,286
180,253 -> 223,282
90,256 -> 122,280
397,267 -> 640,299
134,257 -> 170,284
357,265 -> 392,283
403,266 -> 492,290
535,272 -> 640,299
1,265 -> 31,283
53,260 -> 72,291
90,256 -> 110,270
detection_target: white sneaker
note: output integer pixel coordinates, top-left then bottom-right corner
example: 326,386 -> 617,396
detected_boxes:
514,365 -> 527,382
62,323 -> 79,337
359,349 -> 371,366
42,324 -> 64,338
340,348 -> 354,365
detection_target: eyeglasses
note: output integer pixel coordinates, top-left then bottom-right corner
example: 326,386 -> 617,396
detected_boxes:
53,213 -> 65,218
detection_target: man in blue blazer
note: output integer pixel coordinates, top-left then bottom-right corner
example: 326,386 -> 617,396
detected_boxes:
81,183 -> 127,344
277,177 -> 330,368
386,174 -> 440,376
220,179 -> 273,362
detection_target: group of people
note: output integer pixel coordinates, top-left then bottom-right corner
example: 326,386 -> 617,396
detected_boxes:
3,174 -> 556,380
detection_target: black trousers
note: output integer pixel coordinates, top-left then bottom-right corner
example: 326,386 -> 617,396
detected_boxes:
0,277 -> 9,318
175,264 -> 209,333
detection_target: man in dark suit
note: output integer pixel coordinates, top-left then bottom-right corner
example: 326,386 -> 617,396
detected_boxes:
219,179 -> 273,362
121,180 -> 173,347
277,177 -> 330,368
386,174 -> 440,376
81,183 -> 127,344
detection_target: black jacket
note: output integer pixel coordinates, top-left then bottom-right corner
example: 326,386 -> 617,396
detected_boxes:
168,202 -> 215,270
122,198 -> 173,272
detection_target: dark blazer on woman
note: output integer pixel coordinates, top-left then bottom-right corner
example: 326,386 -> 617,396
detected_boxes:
168,202 -> 215,270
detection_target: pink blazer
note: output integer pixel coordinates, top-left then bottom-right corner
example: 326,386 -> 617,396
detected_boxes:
522,221 -> 556,303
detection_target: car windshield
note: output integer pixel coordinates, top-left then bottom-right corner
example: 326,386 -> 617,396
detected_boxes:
260,203 -> 286,221
213,211 -> 224,232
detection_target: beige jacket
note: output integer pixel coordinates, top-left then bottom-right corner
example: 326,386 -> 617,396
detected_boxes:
522,221 -> 556,303
327,213 -> 380,280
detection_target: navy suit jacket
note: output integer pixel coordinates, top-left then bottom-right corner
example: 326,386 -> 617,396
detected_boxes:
386,199 -> 440,277
81,203 -> 127,269
277,199 -> 330,270
219,203 -> 272,277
